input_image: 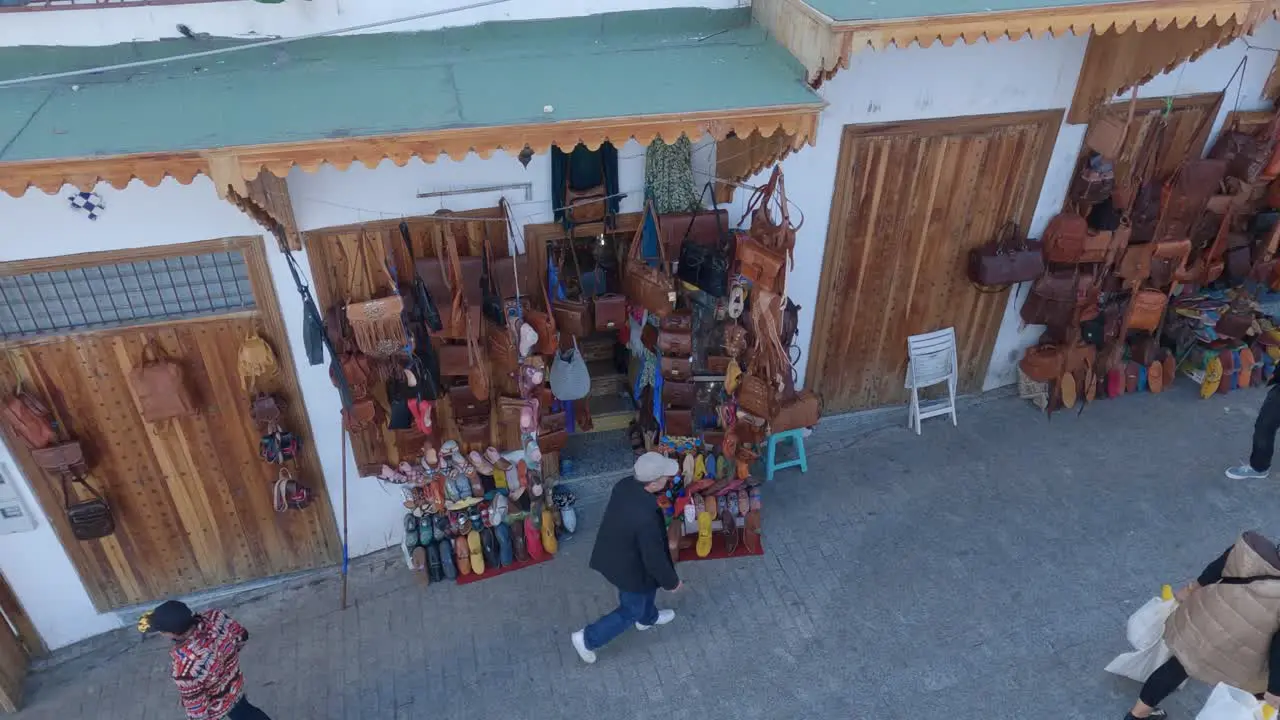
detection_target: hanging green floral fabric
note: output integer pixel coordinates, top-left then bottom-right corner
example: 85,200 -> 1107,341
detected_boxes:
645,136 -> 700,214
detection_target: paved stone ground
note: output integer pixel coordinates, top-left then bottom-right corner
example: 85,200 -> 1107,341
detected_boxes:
13,383 -> 1280,720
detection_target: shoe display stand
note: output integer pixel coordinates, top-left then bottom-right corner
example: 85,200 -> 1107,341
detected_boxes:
653,437 -> 765,564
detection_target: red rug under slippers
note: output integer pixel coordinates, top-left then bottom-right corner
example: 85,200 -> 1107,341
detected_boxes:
455,553 -> 553,585
677,532 -> 764,562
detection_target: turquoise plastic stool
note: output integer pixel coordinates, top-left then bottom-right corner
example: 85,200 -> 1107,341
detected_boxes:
765,429 -> 808,482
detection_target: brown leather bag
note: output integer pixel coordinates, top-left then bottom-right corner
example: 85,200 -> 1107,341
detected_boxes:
1149,239 -> 1193,287
736,237 -> 787,292
128,342 -> 198,423
771,390 -> 821,432
563,155 -> 608,225
1085,92 -> 1136,160
63,474 -> 114,541
657,329 -> 693,355
660,312 -> 693,331
662,381 -> 695,408
1020,272 -> 1097,329
31,441 -> 85,473
1117,244 -> 1157,284
3,392 -> 55,449
740,166 -> 798,277
465,319 -> 490,402
594,294 -> 626,332
1126,290 -> 1168,332
332,353 -> 375,400
493,255 -> 531,300
437,343 -> 471,377
552,240 -> 593,337
1042,213 -> 1091,264
487,324 -> 518,376
448,385 -> 490,420
525,308 -> 558,355
540,410 -> 567,433
737,373 -> 776,420
664,409 -> 694,437
967,223 -> 1044,286
537,428 -> 569,453
707,355 -> 731,374
342,398 -> 382,433
458,417 -> 490,447
660,356 -> 692,380
1019,344 -> 1064,383
623,201 -> 676,318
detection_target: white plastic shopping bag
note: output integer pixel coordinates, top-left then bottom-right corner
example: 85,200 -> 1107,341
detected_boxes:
1105,594 -> 1177,683
1196,683 -> 1277,720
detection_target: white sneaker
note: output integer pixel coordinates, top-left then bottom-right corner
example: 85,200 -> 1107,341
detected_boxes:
571,630 -> 596,664
636,609 -> 676,630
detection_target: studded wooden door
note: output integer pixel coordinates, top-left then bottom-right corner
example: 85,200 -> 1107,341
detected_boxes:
0,239 -> 340,611
807,111 -> 1063,413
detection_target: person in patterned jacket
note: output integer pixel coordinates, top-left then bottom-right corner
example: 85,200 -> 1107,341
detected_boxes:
139,600 -> 271,720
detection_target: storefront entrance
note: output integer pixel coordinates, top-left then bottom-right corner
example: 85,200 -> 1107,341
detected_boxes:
807,110 -> 1063,413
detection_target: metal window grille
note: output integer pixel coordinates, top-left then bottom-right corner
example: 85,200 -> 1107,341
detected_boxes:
0,250 -> 256,341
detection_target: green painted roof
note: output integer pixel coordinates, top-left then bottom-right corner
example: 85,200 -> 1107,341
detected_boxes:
804,0 -> 1133,22
0,7 -> 822,164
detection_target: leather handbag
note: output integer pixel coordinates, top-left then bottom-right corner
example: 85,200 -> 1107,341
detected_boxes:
737,373 -> 776,420
465,318 -> 490,403
662,380 -> 695,408
525,307 -> 558,356
540,410 -> 567,433
967,222 -> 1044,286
1019,344 -> 1064,383
771,390 -> 821,432
657,328 -> 693,355
1078,229 -> 1125,265
1159,159 -> 1228,242
660,356 -> 692,380
1084,92 -> 1136,160
486,324 -> 518,376
552,239 -> 593,337
63,474 -> 114,541
594,293 -> 626,331
664,409 -> 694,437
739,166 -> 798,287
493,255 -> 531,300
32,440 -> 85,473
448,385 -> 490,420
3,392 -> 55,449
399,222 -> 444,333
128,342 -> 198,422
707,355 -> 731,374
1069,157 -> 1116,205
437,343 -> 471,377
661,311 -> 693,331
537,429 -> 569,453
674,184 -> 732,297
342,397 -> 382,433
1042,213 -> 1091,264
1149,239 -> 1193,287
1020,272 -> 1096,329
736,236 -> 787,292
457,417 -> 490,447
1126,289 -> 1168,332
563,155 -> 608,225
624,201 -> 676,317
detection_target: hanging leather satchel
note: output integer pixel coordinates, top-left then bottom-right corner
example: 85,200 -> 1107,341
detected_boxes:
1211,128 -> 1271,183
1117,243 -> 1157,284
1042,213 -> 1091,264
128,342 -> 198,422
1020,272 -> 1096,329
551,239 -> 593,338
344,236 -> 409,357
675,183 -> 732,297
537,429 -> 569,453
342,397 -> 382,433
663,408 -> 694,437
31,440 -> 85,474
1019,344 -> 1064,383
457,417 -> 490,447
1069,156 -> 1116,205
736,237 -> 787,292
1126,289 -> 1169,332
662,380 -> 695,409
657,328 -> 693,355
623,201 -> 676,317
771,390 -> 821,432
737,373 -> 776,420
594,293 -> 627,332
563,155 -> 609,225
660,356 -> 692,380
63,474 -> 114,541
741,166 -> 799,270
1085,90 -> 1137,160
2,391 -> 55,449
465,318 -> 490,403
968,222 -> 1044,286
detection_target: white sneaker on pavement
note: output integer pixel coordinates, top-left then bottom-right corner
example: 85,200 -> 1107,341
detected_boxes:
571,630 -> 597,664
636,609 -> 676,631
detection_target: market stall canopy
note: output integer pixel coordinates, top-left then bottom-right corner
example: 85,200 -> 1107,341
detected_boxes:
0,7 -> 825,197
753,0 -> 1280,82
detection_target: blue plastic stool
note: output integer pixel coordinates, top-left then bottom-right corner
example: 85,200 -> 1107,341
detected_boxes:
765,429 -> 808,483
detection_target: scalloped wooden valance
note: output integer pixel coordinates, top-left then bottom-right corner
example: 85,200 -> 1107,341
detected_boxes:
753,0 -> 1280,85
0,107 -> 821,200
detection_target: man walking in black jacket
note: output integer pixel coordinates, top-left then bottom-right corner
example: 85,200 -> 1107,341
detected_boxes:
572,452 -> 682,664
1227,371 -> 1280,480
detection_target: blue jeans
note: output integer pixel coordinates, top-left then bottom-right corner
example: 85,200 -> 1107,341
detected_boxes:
583,588 -> 658,651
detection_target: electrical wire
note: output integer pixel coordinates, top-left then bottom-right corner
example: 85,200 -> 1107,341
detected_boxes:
0,0 -> 513,89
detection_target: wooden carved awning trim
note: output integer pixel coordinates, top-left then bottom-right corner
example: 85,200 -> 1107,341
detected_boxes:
0,106 -> 821,199
753,0 -> 1280,84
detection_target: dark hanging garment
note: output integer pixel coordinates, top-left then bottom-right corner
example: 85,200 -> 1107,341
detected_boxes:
552,142 -> 620,231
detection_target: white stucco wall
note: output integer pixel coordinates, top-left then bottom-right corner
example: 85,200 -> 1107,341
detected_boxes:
0,0 -> 743,48
727,22 -> 1280,392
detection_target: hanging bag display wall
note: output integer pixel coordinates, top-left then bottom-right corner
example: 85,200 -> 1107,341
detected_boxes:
128,341 -> 198,423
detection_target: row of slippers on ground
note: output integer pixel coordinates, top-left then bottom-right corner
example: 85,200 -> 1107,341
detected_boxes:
682,487 -> 764,558
403,490 -> 576,582
383,440 -> 548,516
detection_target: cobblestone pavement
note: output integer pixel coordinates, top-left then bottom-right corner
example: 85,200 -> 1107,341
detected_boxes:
14,384 -> 1279,720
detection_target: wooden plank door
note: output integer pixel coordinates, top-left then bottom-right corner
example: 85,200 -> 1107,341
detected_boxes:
0,239 -> 341,611
808,111 -> 1063,413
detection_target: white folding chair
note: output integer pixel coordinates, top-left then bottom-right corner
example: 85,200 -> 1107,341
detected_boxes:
903,327 -> 958,435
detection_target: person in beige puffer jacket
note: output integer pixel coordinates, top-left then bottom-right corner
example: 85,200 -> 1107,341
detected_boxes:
1124,531 -> 1280,720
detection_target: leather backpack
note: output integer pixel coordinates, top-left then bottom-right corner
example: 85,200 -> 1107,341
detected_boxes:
128,342 -> 198,423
